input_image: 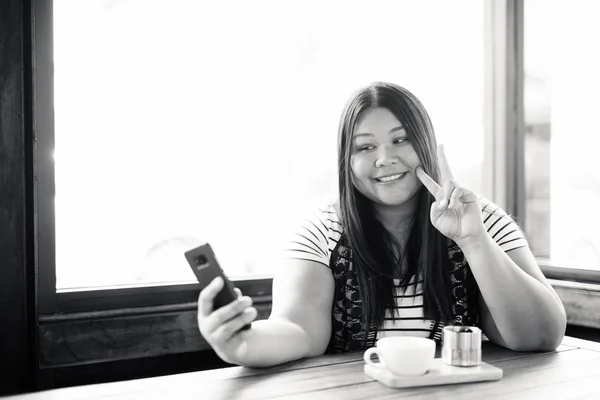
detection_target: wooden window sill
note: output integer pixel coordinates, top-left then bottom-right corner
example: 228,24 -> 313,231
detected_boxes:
549,279 -> 600,329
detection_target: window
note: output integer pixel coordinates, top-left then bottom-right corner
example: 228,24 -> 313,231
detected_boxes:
524,0 -> 600,272
52,0 -> 486,290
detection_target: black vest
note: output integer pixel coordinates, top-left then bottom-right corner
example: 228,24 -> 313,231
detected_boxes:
325,234 -> 480,353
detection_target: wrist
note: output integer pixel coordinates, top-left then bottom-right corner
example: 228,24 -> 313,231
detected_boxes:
455,229 -> 490,253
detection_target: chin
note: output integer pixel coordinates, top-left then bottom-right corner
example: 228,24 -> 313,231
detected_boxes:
372,190 -> 419,208
373,196 -> 412,207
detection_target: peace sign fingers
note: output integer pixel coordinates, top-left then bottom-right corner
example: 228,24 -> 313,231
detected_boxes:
438,144 -> 455,183
416,166 -> 462,210
415,166 -> 442,200
415,144 -> 455,200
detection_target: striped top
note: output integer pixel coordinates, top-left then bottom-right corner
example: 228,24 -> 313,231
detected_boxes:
283,196 -> 528,340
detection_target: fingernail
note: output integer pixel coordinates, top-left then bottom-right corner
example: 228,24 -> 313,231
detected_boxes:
241,296 -> 253,306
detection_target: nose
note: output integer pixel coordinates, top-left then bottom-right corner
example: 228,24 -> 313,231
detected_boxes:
374,145 -> 399,168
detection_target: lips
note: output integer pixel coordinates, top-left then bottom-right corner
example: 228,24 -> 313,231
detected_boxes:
375,172 -> 407,183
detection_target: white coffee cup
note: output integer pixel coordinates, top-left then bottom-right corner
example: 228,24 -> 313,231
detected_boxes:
363,336 -> 436,376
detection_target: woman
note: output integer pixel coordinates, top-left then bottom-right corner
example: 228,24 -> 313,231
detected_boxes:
197,82 -> 567,368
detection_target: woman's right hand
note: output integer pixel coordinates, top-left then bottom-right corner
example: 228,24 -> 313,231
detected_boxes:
197,277 -> 258,365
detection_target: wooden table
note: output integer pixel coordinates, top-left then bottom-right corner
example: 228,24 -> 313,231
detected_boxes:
8,336 -> 600,399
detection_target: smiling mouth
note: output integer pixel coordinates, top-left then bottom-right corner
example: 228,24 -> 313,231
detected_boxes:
375,172 -> 406,183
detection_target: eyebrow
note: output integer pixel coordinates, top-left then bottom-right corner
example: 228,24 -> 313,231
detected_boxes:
354,126 -> 405,138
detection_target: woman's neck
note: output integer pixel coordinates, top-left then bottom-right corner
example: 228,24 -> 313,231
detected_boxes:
371,192 -> 420,240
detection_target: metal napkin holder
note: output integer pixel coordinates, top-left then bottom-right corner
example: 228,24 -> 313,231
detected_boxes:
441,325 -> 482,367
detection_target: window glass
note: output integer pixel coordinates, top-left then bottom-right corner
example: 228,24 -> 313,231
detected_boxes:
54,0 -> 485,288
524,0 -> 600,271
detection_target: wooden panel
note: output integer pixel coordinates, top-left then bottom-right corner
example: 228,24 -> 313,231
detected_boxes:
32,0 -> 57,316
37,277 -> 600,372
542,264 -> 600,284
0,0 -> 36,395
38,302 -> 271,368
37,294 -> 584,371
47,349 -> 233,390
551,280 -> 600,329
53,277 -> 272,313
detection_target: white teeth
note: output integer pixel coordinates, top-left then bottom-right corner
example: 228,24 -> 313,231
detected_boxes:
377,173 -> 404,182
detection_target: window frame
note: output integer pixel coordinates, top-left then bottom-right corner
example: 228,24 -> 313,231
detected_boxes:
496,0 -> 600,330
505,0 -> 600,283
0,0 -> 37,394
483,0 -> 525,215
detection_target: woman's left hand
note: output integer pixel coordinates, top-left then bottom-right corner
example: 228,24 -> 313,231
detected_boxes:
415,148 -> 486,245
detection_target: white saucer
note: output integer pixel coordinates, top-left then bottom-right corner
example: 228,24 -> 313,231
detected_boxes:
364,358 -> 503,389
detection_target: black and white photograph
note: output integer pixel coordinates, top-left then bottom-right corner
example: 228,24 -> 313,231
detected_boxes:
1,0 -> 600,398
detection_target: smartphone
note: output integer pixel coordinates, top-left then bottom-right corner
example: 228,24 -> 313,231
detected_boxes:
185,243 -> 251,330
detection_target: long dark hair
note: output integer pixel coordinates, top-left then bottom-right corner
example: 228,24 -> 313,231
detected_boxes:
337,82 -> 452,330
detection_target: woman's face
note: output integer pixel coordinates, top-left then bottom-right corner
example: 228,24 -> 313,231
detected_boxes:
350,107 -> 422,207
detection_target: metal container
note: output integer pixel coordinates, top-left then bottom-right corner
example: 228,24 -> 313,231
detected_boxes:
442,325 -> 482,367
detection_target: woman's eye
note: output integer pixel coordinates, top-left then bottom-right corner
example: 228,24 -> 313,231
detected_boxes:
359,145 -> 374,151
394,137 -> 408,145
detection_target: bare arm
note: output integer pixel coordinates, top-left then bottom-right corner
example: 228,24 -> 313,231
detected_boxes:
233,259 -> 334,367
416,164 -> 566,352
459,234 -> 567,351
198,258 -> 334,368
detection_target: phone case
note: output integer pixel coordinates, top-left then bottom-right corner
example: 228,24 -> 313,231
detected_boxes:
185,243 -> 251,330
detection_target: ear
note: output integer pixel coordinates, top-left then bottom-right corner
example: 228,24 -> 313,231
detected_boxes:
437,144 -> 455,183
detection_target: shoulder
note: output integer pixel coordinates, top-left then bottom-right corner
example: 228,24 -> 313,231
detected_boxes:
320,203 -> 344,233
282,203 -> 344,267
479,196 -> 510,217
477,195 -> 529,252
306,203 -> 344,245
478,195 -> 520,225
